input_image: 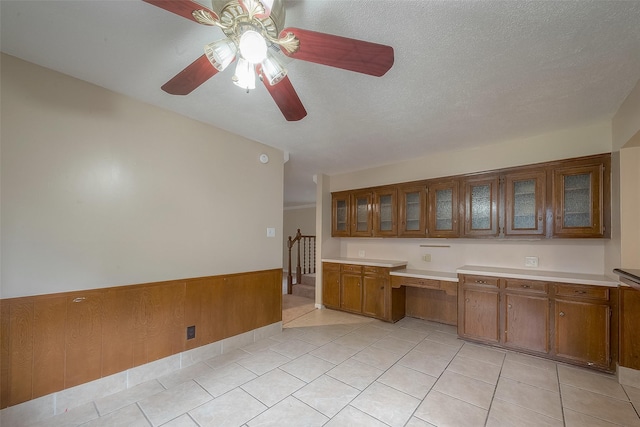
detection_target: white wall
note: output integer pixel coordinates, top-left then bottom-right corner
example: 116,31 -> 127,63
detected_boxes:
328,122 -> 613,276
1,54 -> 284,298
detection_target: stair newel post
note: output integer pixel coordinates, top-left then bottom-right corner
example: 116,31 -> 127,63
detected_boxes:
295,229 -> 302,286
287,235 -> 294,294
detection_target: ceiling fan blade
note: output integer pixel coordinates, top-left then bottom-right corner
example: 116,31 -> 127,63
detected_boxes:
142,0 -> 219,23
161,54 -> 219,95
258,67 -> 307,121
280,27 -> 394,77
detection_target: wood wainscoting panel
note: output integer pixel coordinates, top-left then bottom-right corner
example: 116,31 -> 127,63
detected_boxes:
0,269 -> 281,409
64,291 -> 103,389
185,277 -> 226,351
102,287 -> 137,377
8,301 -> 35,406
1,300 -> 11,409
32,296 -> 66,398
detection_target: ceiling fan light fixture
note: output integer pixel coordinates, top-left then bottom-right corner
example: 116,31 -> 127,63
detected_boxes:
238,30 -> 267,63
232,57 -> 256,91
261,52 -> 287,86
204,38 -> 237,71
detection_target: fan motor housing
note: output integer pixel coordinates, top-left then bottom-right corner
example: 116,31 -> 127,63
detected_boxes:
211,0 -> 286,38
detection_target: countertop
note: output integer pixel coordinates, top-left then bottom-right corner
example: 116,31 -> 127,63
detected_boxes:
458,265 -> 620,287
321,257 -> 408,268
614,268 -> 640,291
390,269 -> 459,282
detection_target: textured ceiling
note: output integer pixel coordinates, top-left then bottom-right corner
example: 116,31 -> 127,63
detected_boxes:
2,1 -> 640,206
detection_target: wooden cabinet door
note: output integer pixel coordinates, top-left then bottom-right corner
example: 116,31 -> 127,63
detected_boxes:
619,287 -> 640,369
322,263 -> 341,309
504,170 -> 546,236
332,191 -> 351,237
504,293 -> 550,353
552,164 -> 604,237
555,299 -> 610,369
341,273 -> 362,313
428,179 -> 460,238
362,274 -> 386,319
462,174 -> 500,237
458,287 -> 500,343
398,184 -> 427,237
373,187 -> 398,237
351,191 -> 373,237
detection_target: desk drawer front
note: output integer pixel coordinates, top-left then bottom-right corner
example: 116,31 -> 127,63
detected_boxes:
342,264 -> 363,274
461,275 -> 500,288
555,284 -> 609,301
505,279 -> 548,294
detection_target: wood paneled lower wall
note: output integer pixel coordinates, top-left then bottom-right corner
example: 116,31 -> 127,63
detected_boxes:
0,269 -> 282,409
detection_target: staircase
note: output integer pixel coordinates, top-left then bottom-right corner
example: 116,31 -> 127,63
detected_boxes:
292,273 -> 316,299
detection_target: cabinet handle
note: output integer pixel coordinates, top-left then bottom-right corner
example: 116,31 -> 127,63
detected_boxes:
559,311 -> 565,317
575,290 -> 587,294
475,280 -> 487,284
521,285 -> 530,288
72,297 -> 86,303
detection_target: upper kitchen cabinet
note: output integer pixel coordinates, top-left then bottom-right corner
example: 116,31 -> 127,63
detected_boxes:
331,191 -> 351,237
427,179 -> 460,238
462,174 -> 500,237
552,155 -> 610,238
351,191 -> 373,237
373,187 -> 398,237
504,170 -> 546,236
398,183 -> 427,237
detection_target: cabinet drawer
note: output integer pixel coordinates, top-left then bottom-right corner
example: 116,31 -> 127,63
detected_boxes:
364,266 -> 386,275
394,276 -> 441,290
323,262 -> 340,272
505,279 -> 548,294
555,284 -> 609,301
461,275 -> 500,288
342,264 -> 363,274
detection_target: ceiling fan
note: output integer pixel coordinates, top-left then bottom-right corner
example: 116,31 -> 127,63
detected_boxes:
143,0 -> 394,121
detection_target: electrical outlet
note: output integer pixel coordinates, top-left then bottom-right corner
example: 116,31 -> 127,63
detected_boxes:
358,250 -> 365,258
266,227 -> 276,237
187,325 -> 196,340
524,256 -> 539,268
422,254 -> 431,262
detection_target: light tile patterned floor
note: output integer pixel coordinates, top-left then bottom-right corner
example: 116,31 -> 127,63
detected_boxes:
31,308 -> 640,426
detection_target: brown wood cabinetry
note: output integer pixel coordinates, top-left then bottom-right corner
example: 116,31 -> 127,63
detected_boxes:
331,191 -> 350,237
427,179 -> 460,237
619,286 -> 640,370
458,275 -> 500,343
398,184 -> 427,237
322,262 -> 341,309
457,273 -> 616,371
462,174 -> 500,237
552,161 -> 608,237
373,187 -> 398,237
322,262 -> 403,321
331,153 -> 610,239
504,170 -> 546,236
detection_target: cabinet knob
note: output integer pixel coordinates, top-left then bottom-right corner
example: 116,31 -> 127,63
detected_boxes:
465,298 -> 470,302
508,304 -> 512,309
559,311 -> 565,317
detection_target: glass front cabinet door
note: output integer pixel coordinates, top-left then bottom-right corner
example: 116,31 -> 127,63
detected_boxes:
504,170 -> 546,236
553,163 -> 605,237
373,187 -> 398,237
428,179 -> 460,238
398,184 -> 427,237
331,191 -> 351,237
463,174 -> 500,237
351,191 -> 373,237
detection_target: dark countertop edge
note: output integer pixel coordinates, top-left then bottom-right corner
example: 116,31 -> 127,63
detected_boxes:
614,268 -> 640,284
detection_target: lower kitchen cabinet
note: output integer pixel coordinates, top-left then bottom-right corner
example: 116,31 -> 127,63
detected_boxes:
321,262 -> 402,322
458,273 -> 616,371
322,263 -> 341,309
459,284 -> 500,343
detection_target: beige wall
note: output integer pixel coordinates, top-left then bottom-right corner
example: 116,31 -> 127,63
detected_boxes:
607,78 -> 640,272
327,122 -> 613,276
1,54 -> 284,298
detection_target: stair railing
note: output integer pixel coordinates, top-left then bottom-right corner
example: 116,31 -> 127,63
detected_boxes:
286,229 -> 316,294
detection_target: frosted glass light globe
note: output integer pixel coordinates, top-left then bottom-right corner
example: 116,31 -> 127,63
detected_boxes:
239,30 -> 267,63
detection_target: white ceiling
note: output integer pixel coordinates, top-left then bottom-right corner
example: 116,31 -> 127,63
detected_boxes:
2,1 -> 640,206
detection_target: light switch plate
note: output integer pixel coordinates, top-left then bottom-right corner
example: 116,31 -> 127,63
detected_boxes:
524,256 -> 539,267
